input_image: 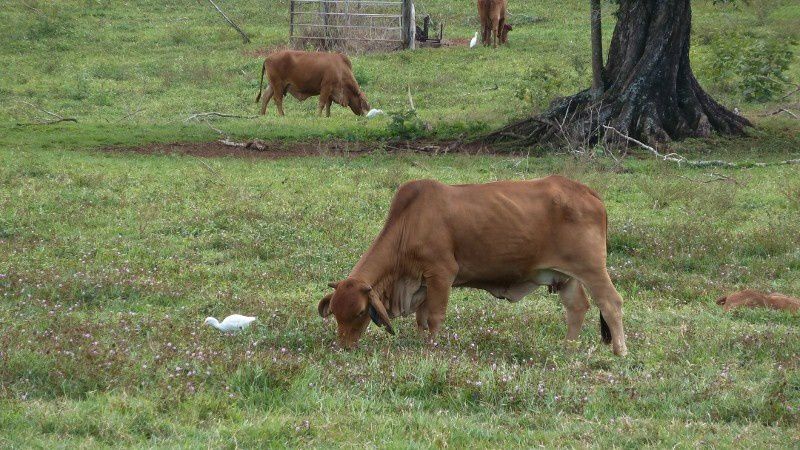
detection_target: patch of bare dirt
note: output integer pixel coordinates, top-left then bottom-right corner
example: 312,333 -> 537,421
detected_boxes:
99,139 -> 500,159
443,38 -> 471,47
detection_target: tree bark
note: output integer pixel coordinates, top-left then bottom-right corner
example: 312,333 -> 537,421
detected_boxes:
488,0 -> 751,148
590,0 -> 603,98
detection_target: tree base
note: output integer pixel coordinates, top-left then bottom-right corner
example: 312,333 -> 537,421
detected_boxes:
487,0 -> 751,149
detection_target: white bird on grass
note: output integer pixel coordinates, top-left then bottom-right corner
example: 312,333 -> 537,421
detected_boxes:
204,314 -> 257,332
469,31 -> 479,48
366,108 -> 385,118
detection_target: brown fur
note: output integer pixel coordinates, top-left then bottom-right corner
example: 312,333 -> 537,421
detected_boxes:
318,177 -> 628,356
717,290 -> 800,313
256,50 -> 369,117
477,0 -> 510,47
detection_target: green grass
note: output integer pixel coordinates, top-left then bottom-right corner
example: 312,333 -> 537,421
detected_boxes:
2,0 -> 800,447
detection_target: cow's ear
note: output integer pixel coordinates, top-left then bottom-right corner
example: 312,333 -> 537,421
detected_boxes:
318,293 -> 333,318
366,288 -> 395,335
327,281 -> 340,289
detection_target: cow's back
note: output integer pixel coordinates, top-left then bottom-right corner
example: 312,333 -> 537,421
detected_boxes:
265,51 -> 351,91
389,177 -> 607,281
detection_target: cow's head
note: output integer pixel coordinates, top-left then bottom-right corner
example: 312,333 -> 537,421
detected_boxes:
318,278 -> 393,348
500,24 -> 513,44
347,86 -> 370,116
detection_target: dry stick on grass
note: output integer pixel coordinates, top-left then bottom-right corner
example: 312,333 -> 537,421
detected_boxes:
20,1 -> 45,16
678,173 -> 740,185
759,108 -> 799,119
185,112 -> 258,122
780,84 -> 800,101
114,106 -> 145,123
602,125 -> 800,168
15,100 -> 77,126
206,0 -> 250,43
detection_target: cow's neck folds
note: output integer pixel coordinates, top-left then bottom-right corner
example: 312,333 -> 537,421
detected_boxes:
349,218 -> 424,317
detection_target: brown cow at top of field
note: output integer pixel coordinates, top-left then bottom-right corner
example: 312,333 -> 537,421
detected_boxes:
717,290 -> 800,313
255,50 -> 370,117
478,0 -> 510,47
318,176 -> 629,356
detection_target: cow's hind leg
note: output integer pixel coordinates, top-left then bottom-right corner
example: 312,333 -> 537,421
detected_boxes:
491,17 -> 500,48
558,278 -> 590,342
577,271 -> 627,356
259,85 -> 274,115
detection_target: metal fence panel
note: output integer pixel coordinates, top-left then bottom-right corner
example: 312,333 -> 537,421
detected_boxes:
289,0 -> 413,52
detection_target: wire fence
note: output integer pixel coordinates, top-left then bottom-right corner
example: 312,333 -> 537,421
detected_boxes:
290,0 -> 413,53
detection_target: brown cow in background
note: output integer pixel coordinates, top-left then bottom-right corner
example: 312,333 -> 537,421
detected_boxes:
256,50 -> 369,117
478,0 -> 510,47
717,290 -> 800,313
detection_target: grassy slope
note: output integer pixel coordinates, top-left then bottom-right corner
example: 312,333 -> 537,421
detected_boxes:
1,0 -> 800,447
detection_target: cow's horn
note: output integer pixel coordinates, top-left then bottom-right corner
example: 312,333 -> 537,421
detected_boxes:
328,281 -> 339,289
367,290 -> 394,335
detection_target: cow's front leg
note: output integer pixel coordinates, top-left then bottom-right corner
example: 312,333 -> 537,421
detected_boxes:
424,274 -> 454,342
415,302 -> 429,334
318,86 -> 332,117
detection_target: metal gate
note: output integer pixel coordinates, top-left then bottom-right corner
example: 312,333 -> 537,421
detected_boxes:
289,0 -> 414,52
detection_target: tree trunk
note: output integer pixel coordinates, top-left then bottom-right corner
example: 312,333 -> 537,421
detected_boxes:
590,0 -> 603,98
488,0 -> 750,148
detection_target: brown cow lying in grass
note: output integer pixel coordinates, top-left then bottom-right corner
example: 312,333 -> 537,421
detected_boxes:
256,50 -> 370,117
477,0 -> 510,47
717,290 -> 800,313
318,177 -> 628,356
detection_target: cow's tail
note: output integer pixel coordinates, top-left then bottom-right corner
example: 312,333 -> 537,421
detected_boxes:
255,60 -> 266,103
600,312 -> 612,345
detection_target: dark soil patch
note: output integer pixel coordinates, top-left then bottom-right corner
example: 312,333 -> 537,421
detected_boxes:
444,38 -> 471,47
100,139 -> 502,160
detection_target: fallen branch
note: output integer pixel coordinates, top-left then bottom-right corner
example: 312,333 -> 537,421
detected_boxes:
206,0 -> 250,43
759,108 -> 799,119
15,100 -> 77,126
219,138 -> 268,151
677,173 -> 739,185
780,85 -> 800,101
21,1 -> 45,16
185,112 -> 257,122
114,106 -> 145,123
602,125 -> 800,168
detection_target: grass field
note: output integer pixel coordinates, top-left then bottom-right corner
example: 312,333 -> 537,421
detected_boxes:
2,0 -> 800,447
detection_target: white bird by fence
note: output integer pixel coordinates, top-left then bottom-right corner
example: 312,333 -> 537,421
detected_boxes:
204,314 -> 257,332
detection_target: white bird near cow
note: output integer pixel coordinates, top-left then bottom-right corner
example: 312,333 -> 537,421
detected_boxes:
204,314 -> 257,332
469,32 -> 479,48
366,108 -> 385,118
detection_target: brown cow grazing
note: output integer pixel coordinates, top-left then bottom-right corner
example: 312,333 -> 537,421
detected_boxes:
477,0 -> 510,47
255,50 -> 370,117
318,177 -> 628,356
717,290 -> 800,313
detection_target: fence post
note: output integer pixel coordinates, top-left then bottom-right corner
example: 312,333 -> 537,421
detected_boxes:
289,0 -> 295,41
401,0 -> 414,49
